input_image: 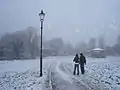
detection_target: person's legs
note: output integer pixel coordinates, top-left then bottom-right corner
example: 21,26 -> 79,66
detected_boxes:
77,64 -> 79,75
82,65 -> 85,74
73,64 -> 77,75
80,65 -> 82,74
81,65 -> 84,74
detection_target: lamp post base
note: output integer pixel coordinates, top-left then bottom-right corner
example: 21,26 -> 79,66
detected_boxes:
40,73 -> 43,77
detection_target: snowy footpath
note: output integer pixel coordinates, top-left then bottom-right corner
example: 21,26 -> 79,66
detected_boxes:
0,56 -> 120,90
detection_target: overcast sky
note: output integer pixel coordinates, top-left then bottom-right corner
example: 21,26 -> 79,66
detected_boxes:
0,0 -> 120,46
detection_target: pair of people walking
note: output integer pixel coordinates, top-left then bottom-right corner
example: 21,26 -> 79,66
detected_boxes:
73,53 -> 86,75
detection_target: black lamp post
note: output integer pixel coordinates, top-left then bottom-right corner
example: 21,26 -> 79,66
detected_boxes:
39,10 -> 45,77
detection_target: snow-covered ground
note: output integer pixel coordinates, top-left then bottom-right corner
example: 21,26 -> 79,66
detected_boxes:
0,56 -> 120,90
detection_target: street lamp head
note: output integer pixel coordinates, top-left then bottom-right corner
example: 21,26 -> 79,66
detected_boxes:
39,10 -> 45,22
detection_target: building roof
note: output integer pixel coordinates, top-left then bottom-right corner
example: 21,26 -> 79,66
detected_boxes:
91,48 -> 104,51
87,48 -> 104,52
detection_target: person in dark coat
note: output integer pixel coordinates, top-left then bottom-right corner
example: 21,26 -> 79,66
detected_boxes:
79,53 -> 86,74
73,54 -> 80,75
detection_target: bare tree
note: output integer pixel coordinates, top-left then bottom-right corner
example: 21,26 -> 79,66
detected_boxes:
48,38 -> 64,55
88,38 -> 96,50
11,38 -> 24,59
75,41 -> 87,54
98,37 -> 105,49
0,39 -> 4,60
117,35 -> 120,45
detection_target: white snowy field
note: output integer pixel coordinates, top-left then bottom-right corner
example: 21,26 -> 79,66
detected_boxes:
0,56 -> 120,90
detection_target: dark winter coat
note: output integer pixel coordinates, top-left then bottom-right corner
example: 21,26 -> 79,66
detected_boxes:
73,56 -> 79,63
80,55 -> 86,65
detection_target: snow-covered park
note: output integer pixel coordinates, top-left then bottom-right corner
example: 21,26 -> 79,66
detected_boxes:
0,56 -> 120,90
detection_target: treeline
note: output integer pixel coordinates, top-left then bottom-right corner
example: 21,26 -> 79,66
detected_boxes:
0,27 -> 40,60
75,36 -> 120,56
1,27 -> 120,60
0,27 -> 75,60
106,35 -> 120,56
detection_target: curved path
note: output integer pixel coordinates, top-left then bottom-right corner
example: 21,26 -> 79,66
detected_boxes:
43,61 -> 89,90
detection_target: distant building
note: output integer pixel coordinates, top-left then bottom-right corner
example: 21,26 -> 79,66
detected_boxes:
88,48 -> 106,58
